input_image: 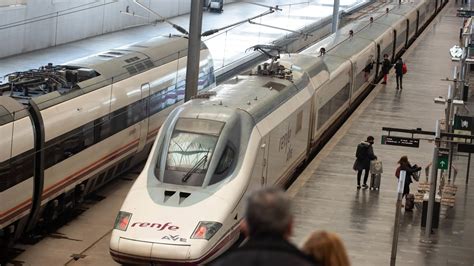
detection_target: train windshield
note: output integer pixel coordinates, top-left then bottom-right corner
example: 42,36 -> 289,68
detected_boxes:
160,118 -> 224,186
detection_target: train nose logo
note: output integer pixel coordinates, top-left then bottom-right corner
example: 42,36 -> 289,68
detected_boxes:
131,222 -> 179,231
162,234 -> 187,243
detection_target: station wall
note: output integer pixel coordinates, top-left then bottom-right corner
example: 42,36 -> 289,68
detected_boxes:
0,0 -> 234,59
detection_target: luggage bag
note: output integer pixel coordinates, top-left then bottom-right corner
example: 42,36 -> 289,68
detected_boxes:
369,160 -> 383,190
405,194 -> 415,211
370,174 -> 381,190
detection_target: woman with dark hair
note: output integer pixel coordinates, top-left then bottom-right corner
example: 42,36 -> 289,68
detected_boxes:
396,156 -> 421,200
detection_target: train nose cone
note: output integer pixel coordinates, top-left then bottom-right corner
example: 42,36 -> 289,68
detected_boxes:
151,242 -> 191,260
114,236 -> 193,263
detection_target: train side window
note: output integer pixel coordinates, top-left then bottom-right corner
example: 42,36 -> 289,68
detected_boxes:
0,161 -> 10,192
83,122 -> 95,148
0,151 -> 34,192
111,106 -> 128,133
209,145 -> 235,185
317,83 -> 350,129
96,116 -> 111,142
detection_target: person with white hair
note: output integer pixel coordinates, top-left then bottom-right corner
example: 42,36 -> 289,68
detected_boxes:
212,188 -> 319,266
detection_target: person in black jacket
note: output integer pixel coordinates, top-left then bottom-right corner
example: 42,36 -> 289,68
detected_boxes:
381,54 -> 391,85
211,188 -> 318,266
394,58 -> 404,90
353,136 -> 377,189
396,156 -> 421,198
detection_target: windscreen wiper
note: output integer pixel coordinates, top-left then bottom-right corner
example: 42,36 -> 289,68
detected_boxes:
182,154 -> 208,183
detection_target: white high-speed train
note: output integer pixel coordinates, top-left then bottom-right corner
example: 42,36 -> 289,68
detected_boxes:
110,0 -> 446,264
0,35 -> 215,248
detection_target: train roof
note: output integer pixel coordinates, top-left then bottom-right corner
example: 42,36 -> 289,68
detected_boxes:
355,22 -> 393,42
302,29 -> 353,56
181,58 -> 327,123
368,12 -> 406,28
319,55 -> 349,78
66,35 -> 191,84
385,3 -> 421,16
0,96 -> 29,125
328,37 -> 373,59
301,18 -> 376,57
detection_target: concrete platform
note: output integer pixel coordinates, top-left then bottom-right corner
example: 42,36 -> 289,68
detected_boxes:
288,1 -> 474,265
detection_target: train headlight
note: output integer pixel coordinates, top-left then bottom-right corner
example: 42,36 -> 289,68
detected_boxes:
113,211 -> 132,231
190,221 -> 222,240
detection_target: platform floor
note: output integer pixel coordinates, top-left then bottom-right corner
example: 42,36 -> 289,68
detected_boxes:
0,0 -> 362,81
288,1 -> 474,265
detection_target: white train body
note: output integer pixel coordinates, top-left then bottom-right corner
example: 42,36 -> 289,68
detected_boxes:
0,35 -> 215,244
110,1 -> 447,264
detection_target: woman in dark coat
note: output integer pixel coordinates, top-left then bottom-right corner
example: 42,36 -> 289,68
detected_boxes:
396,156 -> 421,198
381,54 -> 391,85
394,58 -> 404,90
353,136 -> 377,189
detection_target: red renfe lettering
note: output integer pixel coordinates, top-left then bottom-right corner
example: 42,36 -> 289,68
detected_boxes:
150,223 -> 162,228
131,222 -> 180,231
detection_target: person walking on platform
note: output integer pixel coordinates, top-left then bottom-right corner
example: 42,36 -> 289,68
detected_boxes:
395,156 -> 421,207
211,188 -> 319,266
353,136 -> 377,189
394,58 -> 404,90
381,54 -> 391,84
302,230 -> 350,266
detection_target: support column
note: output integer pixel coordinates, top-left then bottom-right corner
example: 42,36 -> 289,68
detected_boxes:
332,0 -> 340,33
425,121 -> 441,240
185,0 -> 204,102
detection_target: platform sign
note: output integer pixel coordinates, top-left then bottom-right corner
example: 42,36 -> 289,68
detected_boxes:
454,115 -> 473,132
458,143 -> 474,153
454,115 -> 473,142
381,135 -> 420,148
437,155 -> 448,170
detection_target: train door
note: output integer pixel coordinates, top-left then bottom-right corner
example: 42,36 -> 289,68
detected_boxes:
405,20 -> 409,49
416,11 -> 420,35
260,136 -> 269,187
307,96 -> 316,155
392,30 -> 397,63
376,44 -> 381,80
137,83 -> 150,152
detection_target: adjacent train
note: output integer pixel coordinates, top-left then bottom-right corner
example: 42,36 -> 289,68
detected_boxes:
0,35 -> 215,248
110,0 -> 447,264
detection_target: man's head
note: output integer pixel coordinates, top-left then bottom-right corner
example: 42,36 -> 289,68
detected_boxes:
244,188 -> 293,239
384,54 -> 388,59
367,136 -> 375,145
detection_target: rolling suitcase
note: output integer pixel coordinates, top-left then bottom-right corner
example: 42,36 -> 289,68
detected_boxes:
405,194 -> 415,211
369,160 -> 383,190
370,174 -> 381,190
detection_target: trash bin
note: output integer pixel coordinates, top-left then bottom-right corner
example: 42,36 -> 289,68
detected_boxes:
421,193 -> 441,229
463,84 -> 469,102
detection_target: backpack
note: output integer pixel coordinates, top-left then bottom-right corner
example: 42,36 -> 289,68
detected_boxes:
402,63 -> 407,74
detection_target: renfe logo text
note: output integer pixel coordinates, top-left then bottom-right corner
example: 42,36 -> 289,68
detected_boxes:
131,222 -> 179,231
